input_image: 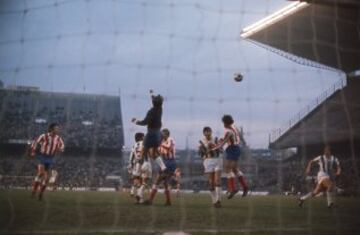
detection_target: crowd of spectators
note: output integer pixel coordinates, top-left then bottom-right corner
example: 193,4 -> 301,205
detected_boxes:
0,89 -> 123,149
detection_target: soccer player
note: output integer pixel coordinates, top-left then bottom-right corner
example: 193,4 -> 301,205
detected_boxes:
211,115 -> 249,199
135,155 -> 152,204
30,123 -> 65,200
145,128 -> 176,206
199,126 -> 223,208
128,132 -> 144,197
132,90 -> 167,172
298,145 -> 341,208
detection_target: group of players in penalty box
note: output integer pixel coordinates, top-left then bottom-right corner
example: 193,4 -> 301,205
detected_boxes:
29,90 -> 341,208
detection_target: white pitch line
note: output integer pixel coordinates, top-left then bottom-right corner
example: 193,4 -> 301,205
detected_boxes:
1,226 -> 313,234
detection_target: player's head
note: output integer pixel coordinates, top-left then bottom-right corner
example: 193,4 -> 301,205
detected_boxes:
134,132 -> 144,142
152,94 -> 163,108
222,114 -> 234,127
162,128 -> 170,139
324,145 -> 332,156
48,123 -> 60,134
203,126 -> 212,139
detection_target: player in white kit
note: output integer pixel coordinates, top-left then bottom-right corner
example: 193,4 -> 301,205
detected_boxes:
298,145 -> 341,208
199,127 -> 223,208
128,133 -> 145,197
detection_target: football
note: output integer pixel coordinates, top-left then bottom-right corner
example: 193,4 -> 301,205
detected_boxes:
234,73 -> 243,82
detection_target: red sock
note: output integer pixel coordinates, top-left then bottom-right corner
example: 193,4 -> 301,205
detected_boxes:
149,188 -> 157,202
238,176 -> 248,190
32,181 -> 40,193
165,189 -> 171,204
227,178 -> 236,192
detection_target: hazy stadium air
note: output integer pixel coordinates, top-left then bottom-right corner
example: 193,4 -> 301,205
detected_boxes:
0,0 -> 344,149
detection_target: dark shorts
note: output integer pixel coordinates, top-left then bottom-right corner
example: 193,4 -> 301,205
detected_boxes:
37,154 -> 54,171
225,145 -> 241,161
163,158 -> 177,175
143,130 -> 162,149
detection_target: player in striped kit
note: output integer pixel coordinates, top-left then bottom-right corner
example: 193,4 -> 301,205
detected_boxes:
199,126 -> 223,208
128,132 -> 153,204
30,123 -> 65,200
128,132 -> 145,197
298,145 -> 341,208
211,115 -> 249,199
145,128 -> 176,206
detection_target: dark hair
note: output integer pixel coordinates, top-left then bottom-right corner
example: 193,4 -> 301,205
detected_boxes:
152,95 -> 163,108
162,128 -> 170,136
135,132 -> 144,142
203,126 -> 212,133
48,123 -> 59,132
222,115 -> 234,126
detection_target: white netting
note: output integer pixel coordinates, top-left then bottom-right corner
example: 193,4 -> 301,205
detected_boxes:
0,0 -> 359,234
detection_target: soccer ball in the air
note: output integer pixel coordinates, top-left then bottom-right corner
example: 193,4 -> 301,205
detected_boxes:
234,73 -> 243,82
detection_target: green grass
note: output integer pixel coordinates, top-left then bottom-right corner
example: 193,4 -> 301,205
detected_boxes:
0,189 -> 359,235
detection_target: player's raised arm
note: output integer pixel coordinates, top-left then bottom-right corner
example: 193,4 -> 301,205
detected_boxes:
129,145 -> 135,169
149,89 -> 155,98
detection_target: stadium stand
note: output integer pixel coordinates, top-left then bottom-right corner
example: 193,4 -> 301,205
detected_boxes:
0,86 -> 124,151
242,0 -> 360,195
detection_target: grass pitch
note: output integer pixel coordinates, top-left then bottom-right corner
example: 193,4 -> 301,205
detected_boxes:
0,190 -> 359,235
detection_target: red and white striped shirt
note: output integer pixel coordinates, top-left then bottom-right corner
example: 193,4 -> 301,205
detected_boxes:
224,125 -> 241,146
159,137 -> 176,159
211,125 -> 242,151
31,133 -> 65,156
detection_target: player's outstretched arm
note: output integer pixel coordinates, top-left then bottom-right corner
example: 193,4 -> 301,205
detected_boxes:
211,132 -> 231,151
30,134 -> 45,157
132,109 -> 151,126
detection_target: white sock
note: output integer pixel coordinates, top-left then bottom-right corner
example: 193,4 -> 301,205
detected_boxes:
210,190 -> 216,204
130,185 -> 135,195
236,170 -> 244,177
137,185 -> 145,202
34,176 -> 41,182
215,186 -> 222,202
300,192 -> 313,201
155,157 -> 166,171
327,191 -> 334,206
227,171 -> 235,178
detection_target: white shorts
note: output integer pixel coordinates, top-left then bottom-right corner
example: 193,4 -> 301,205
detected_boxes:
141,161 -> 152,179
49,176 -> 57,184
132,162 -> 142,177
203,158 -> 222,173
